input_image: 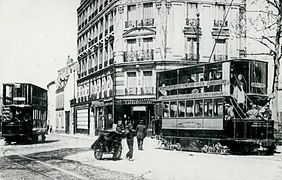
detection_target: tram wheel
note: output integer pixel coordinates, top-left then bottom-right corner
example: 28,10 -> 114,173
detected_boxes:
94,142 -> 103,160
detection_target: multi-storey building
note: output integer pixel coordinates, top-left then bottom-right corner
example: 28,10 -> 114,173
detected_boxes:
53,56 -> 78,134
75,0 -> 246,135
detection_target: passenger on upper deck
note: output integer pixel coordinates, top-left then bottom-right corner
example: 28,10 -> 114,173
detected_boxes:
246,104 -> 260,119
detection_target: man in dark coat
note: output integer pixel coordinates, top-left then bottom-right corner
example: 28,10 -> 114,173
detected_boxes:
136,120 -> 147,150
125,122 -> 135,161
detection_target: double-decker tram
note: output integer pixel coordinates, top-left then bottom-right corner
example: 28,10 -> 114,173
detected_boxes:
155,59 -> 276,154
1,83 -> 48,144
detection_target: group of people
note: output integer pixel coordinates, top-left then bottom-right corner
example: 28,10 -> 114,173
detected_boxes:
225,102 -> 272,121
116,118 -> 147,161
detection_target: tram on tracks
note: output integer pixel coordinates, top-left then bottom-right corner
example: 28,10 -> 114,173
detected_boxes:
1,83 -> 48,144
155,59 -> 276,155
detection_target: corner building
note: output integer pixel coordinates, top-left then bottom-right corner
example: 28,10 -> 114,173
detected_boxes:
75,0 -> 246,135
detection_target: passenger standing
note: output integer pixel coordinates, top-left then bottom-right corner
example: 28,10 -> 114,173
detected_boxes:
125,122 -> 135,161
136,120 -> 147,150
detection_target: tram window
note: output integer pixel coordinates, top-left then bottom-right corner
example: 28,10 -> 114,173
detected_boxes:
186,100 -> 194,117
170,101 -> 177,117
214,98 -> 223,117
163,102 -> 169,118
195,100 -> 203,117
204,99 -> 213,117
178,101 -> 185,117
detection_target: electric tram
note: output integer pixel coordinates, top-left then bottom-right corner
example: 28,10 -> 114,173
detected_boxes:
1,83 -> 48,144
155,59 -> 276,154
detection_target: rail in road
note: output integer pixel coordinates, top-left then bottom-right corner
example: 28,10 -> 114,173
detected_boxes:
2,149 -> 89,180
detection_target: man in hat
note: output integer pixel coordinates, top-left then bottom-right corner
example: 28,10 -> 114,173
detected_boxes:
136,120 -> 147,150
125,122 -> 135,161
246,104 -> 259,119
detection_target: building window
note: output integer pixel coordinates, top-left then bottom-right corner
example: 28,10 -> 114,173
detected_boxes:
215,4 -> 225,21
127,39 -> 137,51
127,72 -> 137,95
186,38 -> 197,60
128,5 -> 137,22
187,3 -> 198,19
214,39 -> 227,61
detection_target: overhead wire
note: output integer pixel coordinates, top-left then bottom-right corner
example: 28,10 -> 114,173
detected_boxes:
208,0 -> 235,63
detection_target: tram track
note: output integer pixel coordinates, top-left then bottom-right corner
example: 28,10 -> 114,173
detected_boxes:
2,148 -> 89,180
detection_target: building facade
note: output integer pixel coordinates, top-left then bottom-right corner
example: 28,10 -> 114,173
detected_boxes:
75,0 -> 246,135
51,56 -> 78,134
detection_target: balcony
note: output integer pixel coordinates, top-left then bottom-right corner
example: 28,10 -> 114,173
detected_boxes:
214,54 -> 228,61
123,49 -> 154,62
125,87 -> 137,95
185,53 -> 197,61
186,18 -> 198,26
141,87 -> 154,95
140,18 -> 154,26
125,19 -> 154,28
125,20 -> 137,28
214,20 -> 228,27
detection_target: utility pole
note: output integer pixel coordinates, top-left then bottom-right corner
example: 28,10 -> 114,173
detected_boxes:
196,12 -> 200,64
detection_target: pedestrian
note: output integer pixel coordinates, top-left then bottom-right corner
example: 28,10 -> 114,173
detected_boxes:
116,120 -> 125,133
49,126 -> 52,133
125,122 -> 135,161
136,120 -> 147,150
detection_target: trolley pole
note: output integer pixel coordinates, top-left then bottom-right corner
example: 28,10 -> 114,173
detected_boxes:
196,12 -> 200,64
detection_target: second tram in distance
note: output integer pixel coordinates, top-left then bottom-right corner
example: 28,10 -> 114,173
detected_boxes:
1,83 -> 48,144
155,59 -> 275,155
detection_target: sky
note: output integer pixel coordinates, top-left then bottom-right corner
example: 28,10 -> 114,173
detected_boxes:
0,0 -> 80,89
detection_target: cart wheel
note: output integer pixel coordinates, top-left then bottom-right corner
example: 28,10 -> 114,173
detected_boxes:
113,144 -> 122,160
94,142 -> 103,160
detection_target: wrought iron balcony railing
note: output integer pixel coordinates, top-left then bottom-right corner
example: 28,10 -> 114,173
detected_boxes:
123,49 -> 154,62
186,18 -> 198,26
125,18 -> 154,28
185,53 -> 197,61
141,87 -> 154,95
214,20 -> 228,27
125,87 -> 138,95
214,54 -> 228,61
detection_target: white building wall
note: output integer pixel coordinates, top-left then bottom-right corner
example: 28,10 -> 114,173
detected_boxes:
47,82 -> 56,132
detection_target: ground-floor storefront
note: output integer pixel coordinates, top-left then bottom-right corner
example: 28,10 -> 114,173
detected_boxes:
73,97 -> 155,136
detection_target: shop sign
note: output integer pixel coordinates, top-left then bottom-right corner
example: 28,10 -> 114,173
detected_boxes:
251,82 -> 265,88
132,106 -> 146,111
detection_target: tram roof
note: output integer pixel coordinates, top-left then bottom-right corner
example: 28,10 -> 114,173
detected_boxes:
2,82 -> 47,91
157,58 -> 268,74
